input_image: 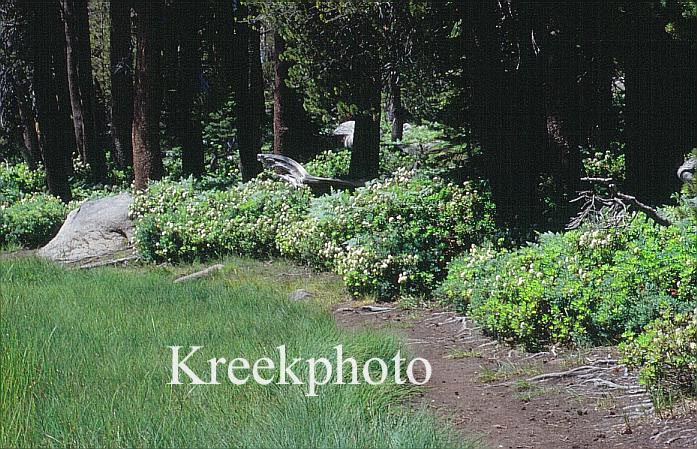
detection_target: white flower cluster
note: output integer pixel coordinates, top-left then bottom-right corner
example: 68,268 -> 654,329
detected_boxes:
578,229 -> 617,249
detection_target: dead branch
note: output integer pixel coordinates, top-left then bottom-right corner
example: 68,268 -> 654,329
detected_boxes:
527,365 -> 606,382
578,378 -> 631,390
79,255 -> 139,269
257,154 -> 364,194
614,191 -> 673,226
359,305 -> 394,314
173,264 -> 225,283
567,178 -> 673,229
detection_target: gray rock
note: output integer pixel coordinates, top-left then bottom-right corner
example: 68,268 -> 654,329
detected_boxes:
332,121 -> 355,137
38,192 -> 134,264
678,157 -> 695,182
289,289 -> 314,301
333,121 -> 355,148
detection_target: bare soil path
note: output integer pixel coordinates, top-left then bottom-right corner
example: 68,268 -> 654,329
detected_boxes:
335,305 -> 697,449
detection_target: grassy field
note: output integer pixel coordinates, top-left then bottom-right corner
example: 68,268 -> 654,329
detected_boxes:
0,257 -> 474,448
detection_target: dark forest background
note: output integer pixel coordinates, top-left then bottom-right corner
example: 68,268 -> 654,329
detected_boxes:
1,0 -> 696,229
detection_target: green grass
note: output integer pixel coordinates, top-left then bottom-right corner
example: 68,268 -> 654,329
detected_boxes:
0,257 -> 475,448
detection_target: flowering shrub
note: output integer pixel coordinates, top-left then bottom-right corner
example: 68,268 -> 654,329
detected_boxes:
304,147 -> 418,180
0,162 -> 46,205
132,178 -> 312,262
582,149 -> 625,181
130,177 -> 199,220
305,150 -> 352,178
439,216 -> 697,350
0,193 -> 68,247
621,309 -> 697,398
277,169 -> 497,299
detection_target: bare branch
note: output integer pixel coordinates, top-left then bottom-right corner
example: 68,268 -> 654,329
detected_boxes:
567,178 -> 673,229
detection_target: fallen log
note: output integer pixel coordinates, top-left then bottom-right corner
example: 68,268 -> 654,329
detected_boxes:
257,154 -> 364,194
173,264 -> 225,283
79,255 -> 139,269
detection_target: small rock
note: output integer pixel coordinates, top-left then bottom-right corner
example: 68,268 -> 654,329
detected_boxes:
289,289 -> 314,301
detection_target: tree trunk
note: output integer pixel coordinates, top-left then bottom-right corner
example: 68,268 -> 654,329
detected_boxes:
61,0 -> 106,183
349,80 -> 381,180
51,3 -> 78,175
109,0 -> 133,168
234,9 -> 263,182
248,26 -> 265,176
132,0 -> 164,190
161,3 -> 179,137
272,30 -> 290,157
174,0 -> 204,178
535,3 -> 582,218
272,31 -> 315,161
388,72 -> 404,142
14,84 -> 42,168
462,1 -> 541,228
579,1 -> 615,150
210,0 -> 238,111
28,2 -> 72,202
624,3 -> 685,204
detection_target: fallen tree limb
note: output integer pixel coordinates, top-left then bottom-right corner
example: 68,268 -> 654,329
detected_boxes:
527,365 -> 607,382
173,264 -> 225,283
79,255 -> 139,269
360,305 -> 394,314
257,154 -> 364,194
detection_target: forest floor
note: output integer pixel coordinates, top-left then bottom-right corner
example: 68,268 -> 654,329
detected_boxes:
335,304 -> 697,449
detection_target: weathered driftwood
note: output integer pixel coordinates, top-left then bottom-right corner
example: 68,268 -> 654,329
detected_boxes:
678,157 -> 696,183
173,264 -> 225,283
257,154 -> 364,193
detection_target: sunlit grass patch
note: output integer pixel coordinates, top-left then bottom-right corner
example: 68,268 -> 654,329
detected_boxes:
0,257 -> 475,448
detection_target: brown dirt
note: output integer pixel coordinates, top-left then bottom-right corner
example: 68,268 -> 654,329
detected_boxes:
334,304 -> 697,449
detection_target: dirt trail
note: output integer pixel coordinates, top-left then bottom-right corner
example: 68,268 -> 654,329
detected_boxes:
334,305 -> 697,449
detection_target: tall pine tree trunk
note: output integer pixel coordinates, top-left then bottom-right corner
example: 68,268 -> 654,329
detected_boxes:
624,3 -> 693,204
109,0 -> 133,168
210,0 -> 238,112
51,2 -> 78,175
161,3 -> 179,137
13,83 -> 42,168
61,0 -> 106,182
624,4 -> 675,204
388,72 -> 404,142
349,78 -> 381,180
272,31 -> 315,161
234,9 -> 263,182
132,0 -> 164,190
29,1 -> 72,202
174,0 -> 204,178
579,1 -> 615,150
535,3 -> 582,219
463,1 -> 541,228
